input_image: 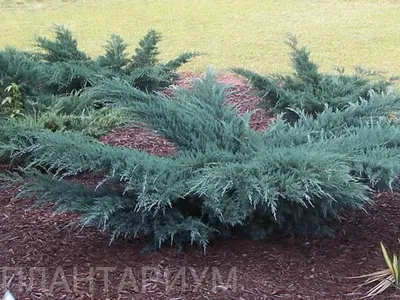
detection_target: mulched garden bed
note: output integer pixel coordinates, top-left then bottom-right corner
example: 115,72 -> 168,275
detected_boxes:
0,73 -> 399,299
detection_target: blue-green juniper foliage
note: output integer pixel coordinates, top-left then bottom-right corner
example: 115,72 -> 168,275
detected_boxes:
0,25 -> 198,140
3,67 -> 400,251
233,35 -> 391,123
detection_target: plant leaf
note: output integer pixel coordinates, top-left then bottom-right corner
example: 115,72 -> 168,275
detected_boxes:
381,242 -> 394,275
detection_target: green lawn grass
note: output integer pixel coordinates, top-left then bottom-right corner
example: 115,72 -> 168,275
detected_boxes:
1,0 -> 399,75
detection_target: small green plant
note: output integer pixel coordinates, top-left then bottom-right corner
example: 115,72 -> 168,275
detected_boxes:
1,83 -> 24,118
350,242 -> 400,298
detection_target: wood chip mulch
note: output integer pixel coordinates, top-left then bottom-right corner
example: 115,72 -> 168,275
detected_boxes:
0,73 -> 399,300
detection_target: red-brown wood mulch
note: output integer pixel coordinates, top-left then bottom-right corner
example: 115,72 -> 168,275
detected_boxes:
1,73 -> 399,300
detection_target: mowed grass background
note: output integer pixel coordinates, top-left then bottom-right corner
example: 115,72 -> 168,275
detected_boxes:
0,0 -> 399,75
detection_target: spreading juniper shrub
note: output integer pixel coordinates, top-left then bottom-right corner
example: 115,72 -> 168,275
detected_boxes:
4,69 -> 400,251
233,35 -> 391,123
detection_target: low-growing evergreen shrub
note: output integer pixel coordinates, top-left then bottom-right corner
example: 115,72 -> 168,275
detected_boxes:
0,25 -> 198,162
4,69 -> 400,251
0,25 -> 198,97
233,35 -> 392,123
0,25 -> 198,122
